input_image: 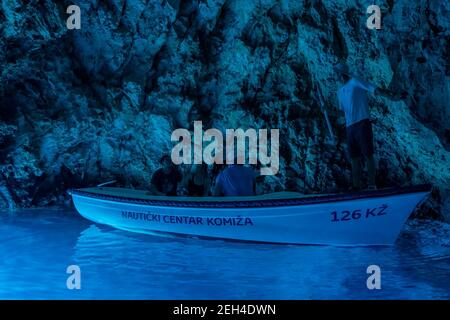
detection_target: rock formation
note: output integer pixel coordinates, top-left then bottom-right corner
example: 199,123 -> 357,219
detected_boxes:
0,0 -> 448,220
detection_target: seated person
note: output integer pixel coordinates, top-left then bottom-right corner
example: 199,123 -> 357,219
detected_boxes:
186,163 -> 210,196
213,164 -> 257,196
149,155 -> 182,196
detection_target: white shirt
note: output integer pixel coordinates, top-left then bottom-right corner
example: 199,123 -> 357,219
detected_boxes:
337,78 -> 376,127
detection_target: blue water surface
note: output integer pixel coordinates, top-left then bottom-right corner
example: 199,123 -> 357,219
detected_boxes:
0,208 -> 449,300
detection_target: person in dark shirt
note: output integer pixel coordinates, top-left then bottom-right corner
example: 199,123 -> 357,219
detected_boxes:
149,155 -> 182,196
186,163 -> 210,196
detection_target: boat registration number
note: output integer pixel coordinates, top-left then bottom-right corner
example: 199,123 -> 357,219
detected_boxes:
330,204 -> 388,222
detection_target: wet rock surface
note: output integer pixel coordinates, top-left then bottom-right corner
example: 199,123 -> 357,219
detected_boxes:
0,1 -> 449,219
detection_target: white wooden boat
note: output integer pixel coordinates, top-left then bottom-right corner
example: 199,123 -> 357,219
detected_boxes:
69,184 -> 431,246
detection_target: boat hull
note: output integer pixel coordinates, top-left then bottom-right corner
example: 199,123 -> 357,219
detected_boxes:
70,186 -> 430,246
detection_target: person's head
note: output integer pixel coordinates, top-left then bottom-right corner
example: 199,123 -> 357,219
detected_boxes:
160,155 -> 173,173
335,63 -> 351,83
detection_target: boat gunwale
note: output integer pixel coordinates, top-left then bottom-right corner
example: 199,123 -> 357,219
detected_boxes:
70,184 -> 432,209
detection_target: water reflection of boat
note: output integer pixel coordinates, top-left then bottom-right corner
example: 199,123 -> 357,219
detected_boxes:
69,185 -> 431,246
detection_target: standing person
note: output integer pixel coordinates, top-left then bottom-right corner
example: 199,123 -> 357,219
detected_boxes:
213,164 -> 257,196
149,155 -> 182,196
335,63 -> 402,190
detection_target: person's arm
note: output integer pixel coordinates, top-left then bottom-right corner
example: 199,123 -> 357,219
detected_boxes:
374,87 -> 406,101
252,167 -> 260,195
353,77 -> 376,94
204,174 -> 211,196
212,174 -> 223,196
354,77 -> 404,101
148,185 -> 165,196
175,169 -> 183,195
179,170 -> 190,189
148,170 -> 165,196
336,93 -> 343,111
213,183 -> 223,196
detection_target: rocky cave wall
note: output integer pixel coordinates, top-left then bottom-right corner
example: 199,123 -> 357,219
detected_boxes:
0,0 -> 449,219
